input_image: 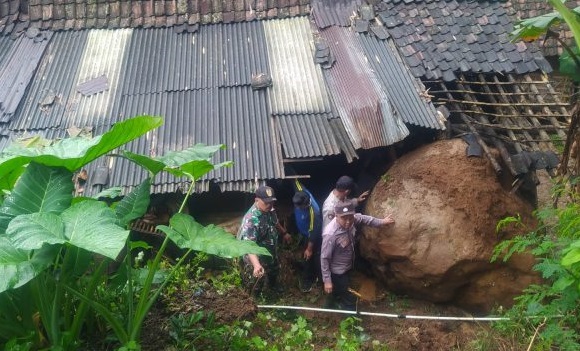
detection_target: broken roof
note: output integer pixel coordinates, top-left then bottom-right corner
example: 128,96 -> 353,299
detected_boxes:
0,13 -> 444,195
0,0 -> 569,196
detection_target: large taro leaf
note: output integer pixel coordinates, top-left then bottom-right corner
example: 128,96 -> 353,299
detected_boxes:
61,200 -> 130,260
0,238 -> 53,293
123,144 -> 232,180
0,166 -> 24,194
6,213 -> 65,250
157,213 -> 270,258
0,163 -> 73,234
121,151 -> 165,175
114,178 -> 151,227
0,116 -> 162,185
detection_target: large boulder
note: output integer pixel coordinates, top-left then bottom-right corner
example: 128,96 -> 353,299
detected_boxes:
360,139 -> 542,313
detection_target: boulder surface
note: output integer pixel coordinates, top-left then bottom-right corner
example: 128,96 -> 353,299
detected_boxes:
360,139 -> 541,313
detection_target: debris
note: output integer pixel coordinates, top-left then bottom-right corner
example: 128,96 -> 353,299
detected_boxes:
251,73 -> 272,90
370,24 -> 390,40
39,91 -> 57,107
313,37 -> 335,69
77,75 -> 109,96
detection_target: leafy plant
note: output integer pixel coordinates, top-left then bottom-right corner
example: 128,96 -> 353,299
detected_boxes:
169,311 -> 273,351
0,116 -> 270,350
511,1 -> 580,82
281,316 -> 313,350
329,317 -> 368,351
491,187 -> 580,349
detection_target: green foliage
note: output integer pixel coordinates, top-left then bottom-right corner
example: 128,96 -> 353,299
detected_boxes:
492,186 -> 580,349
0,116 -> 268,350
169,311 -> 266,350
158,213 -> 271,258
0,116 -> 163,182
511,3 -> 580,82
333,317 -> 368,351
281,316 -> 314,350
560,46 -> 580,82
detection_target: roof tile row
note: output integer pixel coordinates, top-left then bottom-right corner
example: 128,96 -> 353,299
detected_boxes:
1,0 -> 311,36
377,0 -> 552,81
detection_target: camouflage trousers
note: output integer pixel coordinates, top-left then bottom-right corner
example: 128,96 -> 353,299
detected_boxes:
240,254 -> 280,296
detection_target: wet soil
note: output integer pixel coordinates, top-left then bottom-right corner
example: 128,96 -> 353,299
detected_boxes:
135,249 -> 523,351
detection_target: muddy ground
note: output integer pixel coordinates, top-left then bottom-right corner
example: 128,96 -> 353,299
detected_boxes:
134,248 -> 526,351
129,139 -> 552,350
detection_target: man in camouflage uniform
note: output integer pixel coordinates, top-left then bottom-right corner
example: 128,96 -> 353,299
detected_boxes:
237,185 -> 291,296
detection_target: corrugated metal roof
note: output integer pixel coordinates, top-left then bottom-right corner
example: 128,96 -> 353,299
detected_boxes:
263,17 -> 333,115
6,15 -> 461,194
0,35 -> 14,66
0,33 -> 52,129
114,86 -> 282,186
319,26 -> 409,149
311,0 -> 363,28
9,29 -> 132,131
4,25 -> 285,194
276,113 -> 341,158
357,33 -> 444,130
119,23 -> 271,93
328,117 -> 358,163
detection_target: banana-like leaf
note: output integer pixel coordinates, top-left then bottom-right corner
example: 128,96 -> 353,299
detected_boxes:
157,213 -> 271,258
6,213 -> 65,250
0,163 -> 73,233
511,5 -> 580,47
114,178 -> 151,227
562,247 -> 580,266
511,11 -> 563,40
159,144 -> 232,180
61,200 -> 130,260
0,238 -> 53,293
549,2 -> 580,52
0,116 -> 162,184
560,46 -> 580,81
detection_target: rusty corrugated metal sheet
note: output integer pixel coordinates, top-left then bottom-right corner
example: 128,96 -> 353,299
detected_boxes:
263,17 -> 332,115
319,26 -> 409,149
357,33 -> 444,130
311,0 -> 363,28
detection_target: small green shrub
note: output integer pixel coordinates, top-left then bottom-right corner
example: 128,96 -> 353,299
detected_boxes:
491,185 -> 580,350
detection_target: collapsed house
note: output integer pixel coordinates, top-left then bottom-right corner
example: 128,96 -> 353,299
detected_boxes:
0,0 -> 573,210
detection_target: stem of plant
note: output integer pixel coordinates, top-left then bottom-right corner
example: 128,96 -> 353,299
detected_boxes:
129,178 -> 196,342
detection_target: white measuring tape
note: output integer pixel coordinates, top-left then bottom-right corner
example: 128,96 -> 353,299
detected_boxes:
258,304 -> 510,321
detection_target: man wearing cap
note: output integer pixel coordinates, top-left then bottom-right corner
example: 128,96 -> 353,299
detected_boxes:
322,175 -> 370,230
237,185 -> 292,296
320,200 -> 394,310
292,179 -> 322,293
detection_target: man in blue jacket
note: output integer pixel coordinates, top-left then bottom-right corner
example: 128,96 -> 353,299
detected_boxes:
292,180 -> 322,293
